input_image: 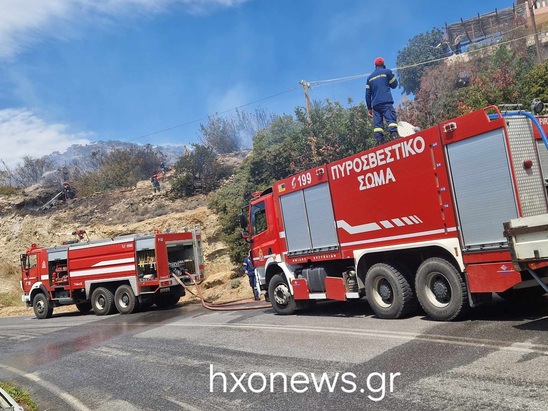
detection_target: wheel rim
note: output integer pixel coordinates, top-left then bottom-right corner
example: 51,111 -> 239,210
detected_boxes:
36,299 -> 45,314
371,277 -> 393,308
424,272 -> 452,308
119,293 -> 130,309
97,295 -> 106,309
273,283 -> 291,306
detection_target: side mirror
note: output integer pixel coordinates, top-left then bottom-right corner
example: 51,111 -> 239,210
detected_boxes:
239,213 -> 248,229
20,254 -> 28,271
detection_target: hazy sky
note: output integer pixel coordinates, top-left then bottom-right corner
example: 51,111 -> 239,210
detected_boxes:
0,0 -> 511,167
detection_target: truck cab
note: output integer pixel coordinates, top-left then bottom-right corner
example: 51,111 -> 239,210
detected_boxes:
20,246 -> 47,295
243,188 -> 283,295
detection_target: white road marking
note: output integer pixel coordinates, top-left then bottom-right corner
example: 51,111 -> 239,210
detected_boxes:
166,322 -> 548,355
0,363 -> 91,411
165,396 -> 204,411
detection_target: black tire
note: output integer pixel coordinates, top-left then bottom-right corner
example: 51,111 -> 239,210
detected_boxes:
91,287 -> 116,316
155,294 -> 180,308
365,263 -> 415,319
268,274 -> 297,315
33,293 -> 53,319
76,302 -> 92,313
137,296 -> 154,312
415,257 -> 468,321
114,284 -> 137,314
497,286 -> 547,302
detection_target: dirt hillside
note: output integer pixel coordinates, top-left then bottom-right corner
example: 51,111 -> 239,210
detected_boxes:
0,171 -> 255,317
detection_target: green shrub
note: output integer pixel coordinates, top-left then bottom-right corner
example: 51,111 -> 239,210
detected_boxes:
0,382 -> 37,411
73,145 -> 163,196
171,145 -> 234,197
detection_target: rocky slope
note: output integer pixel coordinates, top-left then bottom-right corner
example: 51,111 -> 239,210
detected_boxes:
0,172 -> 253,317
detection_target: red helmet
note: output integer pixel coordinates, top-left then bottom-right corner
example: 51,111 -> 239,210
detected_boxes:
374,57 -> 385,67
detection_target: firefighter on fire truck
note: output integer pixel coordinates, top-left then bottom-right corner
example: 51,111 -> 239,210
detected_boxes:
366,56 -> 399,145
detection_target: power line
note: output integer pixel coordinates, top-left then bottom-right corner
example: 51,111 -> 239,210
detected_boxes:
307,28 -> 548,89
298,28 -> 545,120
128,86 -> 299,142
131,26 -> 544,143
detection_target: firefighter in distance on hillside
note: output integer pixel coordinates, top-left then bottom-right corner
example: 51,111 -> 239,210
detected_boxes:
151,175 -> 160,193
63,182 -> 75,200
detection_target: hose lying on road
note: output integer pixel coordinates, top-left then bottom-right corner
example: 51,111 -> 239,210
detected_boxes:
171,273 -> 271,311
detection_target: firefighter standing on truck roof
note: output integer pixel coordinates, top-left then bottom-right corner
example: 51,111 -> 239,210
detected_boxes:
366,57 -> 399,145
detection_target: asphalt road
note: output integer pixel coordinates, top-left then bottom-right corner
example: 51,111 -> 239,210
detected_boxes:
0,296 -> 547,411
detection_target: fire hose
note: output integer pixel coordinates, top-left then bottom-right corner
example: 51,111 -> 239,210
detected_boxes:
171,273 -> 271,311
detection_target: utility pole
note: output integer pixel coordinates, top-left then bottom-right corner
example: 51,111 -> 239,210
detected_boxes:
299,80 -> 312,125
528,0 -> 543,65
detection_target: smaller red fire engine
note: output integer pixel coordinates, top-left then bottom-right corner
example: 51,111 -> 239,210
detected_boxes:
20,226 -> 204,319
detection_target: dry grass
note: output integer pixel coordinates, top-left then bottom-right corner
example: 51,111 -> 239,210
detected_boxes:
0,263 -> 24,310
0,291 -> 22,308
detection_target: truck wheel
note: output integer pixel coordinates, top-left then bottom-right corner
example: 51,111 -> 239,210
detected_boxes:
115,285 -> 137,314
33,293 -> 53,319
137,296 -> 154,312
91,287 -> 116,316
415,257 -> 467,321
268,274 -> 296,315
76,302 -> 92,313
155,294 -> 180,308
365,263 -> 415,319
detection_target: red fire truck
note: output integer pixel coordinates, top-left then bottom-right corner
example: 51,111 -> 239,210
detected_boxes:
242,106 -> 548,321
21,227 -> 205,319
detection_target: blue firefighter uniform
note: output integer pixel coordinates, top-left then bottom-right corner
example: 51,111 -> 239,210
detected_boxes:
365,58 -> 398,145
243,255 -> 260,300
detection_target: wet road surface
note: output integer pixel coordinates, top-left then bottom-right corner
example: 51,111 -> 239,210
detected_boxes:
0,297 -> 547,410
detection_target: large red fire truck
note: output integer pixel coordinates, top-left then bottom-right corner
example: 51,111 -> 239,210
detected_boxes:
21,227 -> 204,319
242,106 -> 548,321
